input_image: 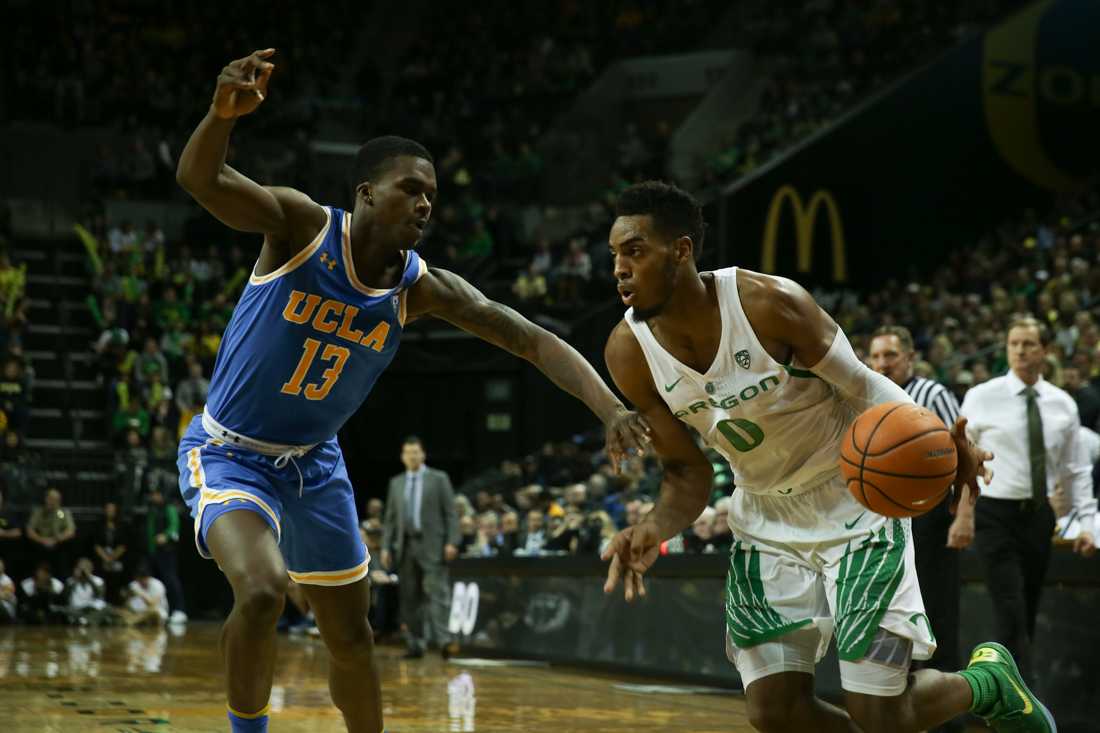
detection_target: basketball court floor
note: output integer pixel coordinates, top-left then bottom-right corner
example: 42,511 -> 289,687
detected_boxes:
0,624 -> 756,732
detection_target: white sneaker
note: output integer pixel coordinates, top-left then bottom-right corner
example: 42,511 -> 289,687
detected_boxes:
169,610 -> 188,625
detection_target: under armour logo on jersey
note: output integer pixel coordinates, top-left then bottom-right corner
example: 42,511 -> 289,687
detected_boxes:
735,350 -> 751,369
319,252 -> 337,271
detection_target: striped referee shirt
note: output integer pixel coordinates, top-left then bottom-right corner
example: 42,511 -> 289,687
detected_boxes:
903,376 -> 960,429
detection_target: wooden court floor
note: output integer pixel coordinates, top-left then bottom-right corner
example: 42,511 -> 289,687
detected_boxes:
0,623 -> 756,732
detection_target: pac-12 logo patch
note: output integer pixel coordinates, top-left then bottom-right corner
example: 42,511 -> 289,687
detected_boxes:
391,294 -> 400,313
735,350 -> 751,369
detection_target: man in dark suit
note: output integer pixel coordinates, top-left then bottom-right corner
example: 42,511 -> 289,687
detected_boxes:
381,436 -> 460,658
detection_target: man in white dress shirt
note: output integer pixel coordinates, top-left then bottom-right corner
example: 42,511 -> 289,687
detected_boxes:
960,315 -> 1096,680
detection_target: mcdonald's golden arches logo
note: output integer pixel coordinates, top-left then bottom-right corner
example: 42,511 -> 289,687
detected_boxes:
760,185 -> 847,283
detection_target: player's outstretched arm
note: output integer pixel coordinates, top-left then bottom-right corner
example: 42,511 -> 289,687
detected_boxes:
405,268 -> 651,467
176,48 -> 325,256
601,321 -> 713,601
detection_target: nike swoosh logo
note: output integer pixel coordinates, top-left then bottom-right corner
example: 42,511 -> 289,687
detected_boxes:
1006,677 -> 1034,714
664,377 -> 684,392
844,512 -> 866,530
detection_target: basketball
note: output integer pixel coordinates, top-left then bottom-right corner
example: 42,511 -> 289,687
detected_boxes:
839,401 -> 958,518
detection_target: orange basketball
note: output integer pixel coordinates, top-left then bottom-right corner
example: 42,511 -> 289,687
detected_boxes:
839,401 -> 958,518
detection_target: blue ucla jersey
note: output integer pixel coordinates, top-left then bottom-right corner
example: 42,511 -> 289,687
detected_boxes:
205,206 -> 425,445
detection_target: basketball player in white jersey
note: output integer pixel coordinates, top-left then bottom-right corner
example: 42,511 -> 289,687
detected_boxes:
601,182 -> 1056,733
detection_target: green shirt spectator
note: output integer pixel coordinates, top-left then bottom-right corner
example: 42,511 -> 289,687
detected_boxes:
146,490 -> 180,554
113,403 -> 150,438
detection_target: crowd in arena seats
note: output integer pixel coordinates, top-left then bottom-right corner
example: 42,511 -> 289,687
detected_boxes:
0,484 -> 182,627
703,0 -> 1024,188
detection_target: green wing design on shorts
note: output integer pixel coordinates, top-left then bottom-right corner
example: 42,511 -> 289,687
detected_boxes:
725,541 -> 813,648
834,519 -> 906,661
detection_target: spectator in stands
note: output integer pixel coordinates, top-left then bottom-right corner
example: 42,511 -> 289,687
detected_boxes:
114,429 -> 149,508
362,522 -> 397,639
19,561 -> 64,624
471,511 -> 502,557
145,487 -> 187,624
512,263 -> 548,303
544,511 -> 582,553
175,359 -> 209,436
26,488 -> 77,574
0,558 -> 16,623
711,497 -> 734,551
0,431 -> 45,513
457,514 -> 477,556
576,510 -> 614,556
518,509 -> 546,555
366,497 -> 384,523
684,506 -> 717,554
92,501 -> 130,605
555,238 -> 592,305
0,253 -> 27,325
1063,364 -> 1100,430
497,512 -> 520,557
530,238 -> 553,277
66,557 -> 108,623
563,483 -> 589,514
0,357 -> 29,436
454,494 -> 474,519
113,399 -> 150,444
123,561 -> 168,627
0,489 -> 22,564
138,337 -> 169,384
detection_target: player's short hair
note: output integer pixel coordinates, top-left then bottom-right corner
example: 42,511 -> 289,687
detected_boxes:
352,136 -> 434,185
403,435 -> 424,448
1006,314 -> 1051,346
615,181 -> 706,261
870,325 -> 914,353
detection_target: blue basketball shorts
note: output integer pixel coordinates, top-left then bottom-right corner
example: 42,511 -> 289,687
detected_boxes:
176,416 -> 368,586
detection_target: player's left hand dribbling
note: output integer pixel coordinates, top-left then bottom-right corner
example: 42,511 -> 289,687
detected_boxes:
605,409 -> 652,473
948,416 -> 992,515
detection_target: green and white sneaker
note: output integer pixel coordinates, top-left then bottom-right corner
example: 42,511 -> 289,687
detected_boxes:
959,642 -> 1056,733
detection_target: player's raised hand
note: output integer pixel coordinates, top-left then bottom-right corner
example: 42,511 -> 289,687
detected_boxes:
213,49 -> 276,119
601,523 -> 660,602
605,408 -> 652,473
949,416 -> 992,515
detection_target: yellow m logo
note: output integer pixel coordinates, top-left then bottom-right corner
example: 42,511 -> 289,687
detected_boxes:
760,185 -> 847,282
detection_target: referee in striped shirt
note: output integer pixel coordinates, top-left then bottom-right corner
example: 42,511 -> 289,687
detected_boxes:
870,325 -> 971,733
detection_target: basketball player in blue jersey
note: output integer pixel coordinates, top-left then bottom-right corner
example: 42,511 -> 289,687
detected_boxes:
174,49 -> 650,733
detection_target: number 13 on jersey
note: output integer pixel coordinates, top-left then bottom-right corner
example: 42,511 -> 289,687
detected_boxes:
281,338 -> 349,400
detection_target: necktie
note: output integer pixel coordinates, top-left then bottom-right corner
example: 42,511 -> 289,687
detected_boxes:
1024,387 -> 1046,502
406,472 -> 422,532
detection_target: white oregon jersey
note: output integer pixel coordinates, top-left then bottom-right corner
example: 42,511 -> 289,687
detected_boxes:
625,267 -> 855,495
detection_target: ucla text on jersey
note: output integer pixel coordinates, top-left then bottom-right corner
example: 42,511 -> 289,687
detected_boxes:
205,206 -> 426,445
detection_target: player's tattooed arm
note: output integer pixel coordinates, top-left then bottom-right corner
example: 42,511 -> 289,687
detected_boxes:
406,268 -> 651,465
177,48 -> 325,265
601,321 -> 712,601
